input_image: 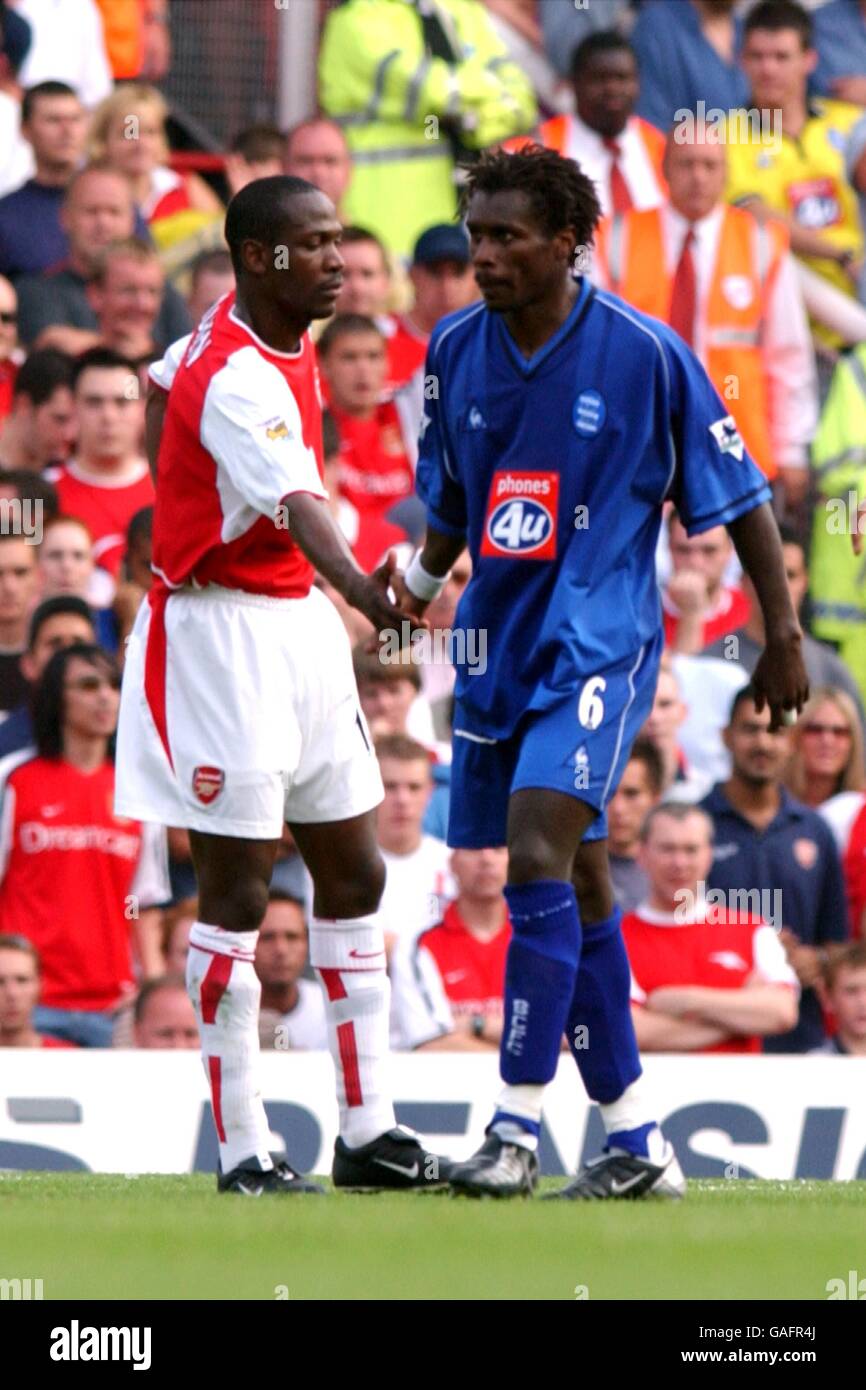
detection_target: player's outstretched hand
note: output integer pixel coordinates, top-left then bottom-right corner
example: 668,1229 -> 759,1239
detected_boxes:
390,565 -> 430,619
751,631 -> 809,732
351,551 -> 430,655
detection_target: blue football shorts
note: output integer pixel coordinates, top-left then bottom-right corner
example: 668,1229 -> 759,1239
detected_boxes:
448,630 -> 663,849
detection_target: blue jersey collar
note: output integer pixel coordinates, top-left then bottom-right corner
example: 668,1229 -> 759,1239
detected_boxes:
495,276 -> 595,378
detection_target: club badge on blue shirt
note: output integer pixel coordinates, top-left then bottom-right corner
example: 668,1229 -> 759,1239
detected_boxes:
573,390 -> 606,437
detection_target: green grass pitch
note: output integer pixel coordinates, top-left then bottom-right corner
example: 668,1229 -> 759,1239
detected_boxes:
1,1174 -> 863,1301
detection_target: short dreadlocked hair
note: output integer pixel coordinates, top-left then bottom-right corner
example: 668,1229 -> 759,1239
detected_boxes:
460,144 -> 602,249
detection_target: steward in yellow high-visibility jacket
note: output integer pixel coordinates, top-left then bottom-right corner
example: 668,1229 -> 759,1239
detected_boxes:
810,343 -> 866,700
318,0 -> 537,259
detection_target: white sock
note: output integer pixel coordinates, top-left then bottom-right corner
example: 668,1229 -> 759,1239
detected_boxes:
309,914 -> 395,1148
599,1078 -> 655,1137
491,1083 -> 546,1152
186,921 -> 274,1173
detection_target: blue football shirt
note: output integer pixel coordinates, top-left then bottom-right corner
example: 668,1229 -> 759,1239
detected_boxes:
415,279 -> 771,740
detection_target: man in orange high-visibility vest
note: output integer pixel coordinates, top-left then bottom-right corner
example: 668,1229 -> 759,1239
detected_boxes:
504,30 -> 667,219
594,126 -> 817,515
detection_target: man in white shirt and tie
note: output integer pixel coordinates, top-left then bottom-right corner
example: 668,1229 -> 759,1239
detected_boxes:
505,30 -> 667,218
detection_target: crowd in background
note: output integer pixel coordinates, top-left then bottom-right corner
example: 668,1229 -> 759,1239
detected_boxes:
0,0 -> 865,1063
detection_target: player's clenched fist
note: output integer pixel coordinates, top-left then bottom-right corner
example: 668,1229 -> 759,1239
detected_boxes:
665,568 -> 709,615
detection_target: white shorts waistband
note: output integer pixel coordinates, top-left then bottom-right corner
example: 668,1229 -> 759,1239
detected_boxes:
171,582 -> 315,611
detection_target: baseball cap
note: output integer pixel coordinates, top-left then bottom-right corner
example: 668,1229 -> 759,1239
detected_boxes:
0,2 -> 32,76
412,224 -> 471,267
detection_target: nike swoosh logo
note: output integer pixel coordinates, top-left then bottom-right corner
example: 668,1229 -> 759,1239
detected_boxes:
349,949 -> 385,959
374,1158 -> 419,1179
609,1173 -> 648,1196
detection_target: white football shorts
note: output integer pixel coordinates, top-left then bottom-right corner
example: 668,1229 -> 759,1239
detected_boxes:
115,582 -> 383,838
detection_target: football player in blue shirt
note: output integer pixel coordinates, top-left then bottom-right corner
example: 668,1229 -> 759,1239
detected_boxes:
396,146 -> 809,1199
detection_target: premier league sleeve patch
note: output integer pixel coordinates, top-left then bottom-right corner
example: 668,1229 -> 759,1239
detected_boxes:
480,471 -> 559,559
708,415 -> 745,461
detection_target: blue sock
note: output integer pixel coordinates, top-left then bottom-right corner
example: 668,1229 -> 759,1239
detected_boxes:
606,1122 -> 656,1159
498,880 -> 582,1088
565,908 -> 641,1104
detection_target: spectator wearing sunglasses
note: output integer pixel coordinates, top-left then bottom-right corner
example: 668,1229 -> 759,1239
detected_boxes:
785,688 -> 865,812
0,643 -> 168,1046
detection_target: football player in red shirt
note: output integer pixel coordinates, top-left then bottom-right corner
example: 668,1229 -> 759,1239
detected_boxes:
622,802 -> 798,1053
119,176 -> 449,1195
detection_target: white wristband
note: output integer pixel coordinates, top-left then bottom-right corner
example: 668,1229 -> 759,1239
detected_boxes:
405,551 -> 449,602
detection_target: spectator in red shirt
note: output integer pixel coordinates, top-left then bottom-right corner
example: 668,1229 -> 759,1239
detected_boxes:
663,510 -> 750,653
132,974 -> 199,1049
0,273 -> 19,422
390,847 -> 510,1050
0,642 -> 168,1047
49,346 -> 153,583
0,934 -> 76,1048
0,346 -> 76,471
318,314 -> 415,529
331,227 -> 428,393
320,406 -> 409,574
622,801 -> 798,1054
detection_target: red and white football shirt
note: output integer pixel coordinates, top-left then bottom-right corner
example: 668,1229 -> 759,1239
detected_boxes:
330,398 -> 414,517
379,313 -> 428,393
148,291 -> 327,599
420,901 -> 510,1017
662,585 -> 751,650
390,901 -> 510,1049
51,460 -> 155,578
0,754 -> 160,1011
622,902 -> 798,1054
